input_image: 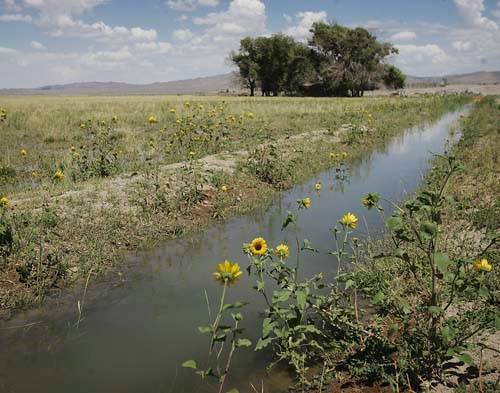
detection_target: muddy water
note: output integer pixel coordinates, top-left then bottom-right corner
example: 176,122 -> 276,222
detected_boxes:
0,108 -> 467,393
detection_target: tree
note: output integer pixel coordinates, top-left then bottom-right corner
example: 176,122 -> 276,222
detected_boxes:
230,37 -> 259,96
231,35 -> 311,96
382,64 -> 406,90
308,22 -> 398,96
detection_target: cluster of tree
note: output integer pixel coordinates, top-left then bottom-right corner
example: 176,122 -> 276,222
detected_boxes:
230,22 -> 406,97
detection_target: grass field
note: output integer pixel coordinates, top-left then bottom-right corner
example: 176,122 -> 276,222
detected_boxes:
0,94 -> 471,313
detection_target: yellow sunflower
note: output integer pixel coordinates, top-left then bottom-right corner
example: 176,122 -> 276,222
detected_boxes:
250,237 -> 268,256
275,244 -> 290,260
0,197 -> 8,208
315,182 -> 321,191
221,185 -> 228,192
20,149 -> 27,157
340,212 -> 358,229
148,115 -> 158,124
53,169 -> 65,182
213,260 -> 242,284
473,258 -> 492,272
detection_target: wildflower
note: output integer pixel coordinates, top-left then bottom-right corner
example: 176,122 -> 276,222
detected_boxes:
221,185 -> 228,192
341,152 -> 348,159
275,244 -> 290,260
315,182 -> 321,191
148,115 -> 158,124
0,197 -> 8,208
473,258 -> 492,272
298,197 -> 311,209
362,192 -> 380,210
213,260 -> 242,285
20,149 -> 27,157
170,108 -> 176,113
249,237 -> 268,256
340,212 -> 358,229
53,169 -> 65,182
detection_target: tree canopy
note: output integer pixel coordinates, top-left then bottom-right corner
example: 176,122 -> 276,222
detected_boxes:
231,21 -> 404,97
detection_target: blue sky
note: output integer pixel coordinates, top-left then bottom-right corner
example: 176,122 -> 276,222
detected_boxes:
0,0 -> 499,88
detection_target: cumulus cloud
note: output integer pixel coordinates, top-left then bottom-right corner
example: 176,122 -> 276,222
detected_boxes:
284,11 -> 327,41
0,12 -> 31,21
173,28 -> 193,41
452,40 -> 472,51
453,0 -> 498,30
166,0 -> 219,12
389,31 -> 416,41
30,40 -> 45,49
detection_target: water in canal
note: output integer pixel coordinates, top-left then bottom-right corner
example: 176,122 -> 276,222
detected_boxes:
0,108 -> 467,393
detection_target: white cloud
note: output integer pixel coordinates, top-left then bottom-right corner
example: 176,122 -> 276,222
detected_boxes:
173,28 -> 193,41
453,0 -> 498,30
452,40 -> 472,51
284,11 -> 327,41
0,12 -> 32,21
166,0 -> 218,12
3,0 -> 23,12
390,31 -> 416,41
135,41 -> 172,54
30,40 -> 45,49
0,46 -> 17,53
392,44 -> 450,75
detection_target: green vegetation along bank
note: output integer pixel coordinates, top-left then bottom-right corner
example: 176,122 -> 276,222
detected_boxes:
0,95 -> 470,315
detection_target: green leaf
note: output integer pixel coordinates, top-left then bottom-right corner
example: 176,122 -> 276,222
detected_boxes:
197,325 -> 212,334
457,353 -> 474,365
272,289 -> 290,303
182,360 -> 197,369
495,314 -> 500,330
296,290 -> 307,310
428,306 -> 443,315
256,280 -> 265,292
372,291 -> 385,305
231,312 -> 243,322
478,287 -> 489,298
255,337 -> 272,351
236,338 -> 252,348
262,318 -> 274,338
301,239 -> 318,253
281,211 -> 296,230
226,388 -> 239,393
434,253 -> 451,274
386,216 -> 403,232
420,221 -> 438,239
222,301 -> 248,311
345,279 -> 355,290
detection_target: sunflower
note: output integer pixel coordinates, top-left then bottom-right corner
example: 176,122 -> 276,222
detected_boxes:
341,152 -> 348,159
340,212 -> 358,229
473,258 -> 492,272
20,149 -> 27,157
250,237 -> 268,256
298,197 -> 311,209
315,182 -> 321,191
111,116 -> 118,123
148,115 -> 158,124
170,108 -> 176,113
213,260 -> 242,284
275,244 -> 290,260
221,185 -> 228,192
53,169 -> 65,182
0,197 -> 8,208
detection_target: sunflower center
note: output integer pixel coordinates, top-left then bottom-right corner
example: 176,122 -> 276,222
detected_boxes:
255,244 -> 262,250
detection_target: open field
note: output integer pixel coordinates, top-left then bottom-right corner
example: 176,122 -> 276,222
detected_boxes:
0,94 -> 471,313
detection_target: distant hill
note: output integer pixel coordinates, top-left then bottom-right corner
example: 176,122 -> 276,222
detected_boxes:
0,73 -> 236,96
0,71 -> 498,95
406,71 -> 500,86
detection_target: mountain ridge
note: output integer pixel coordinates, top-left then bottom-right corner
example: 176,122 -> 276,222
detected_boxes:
1,71 -> 498,95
